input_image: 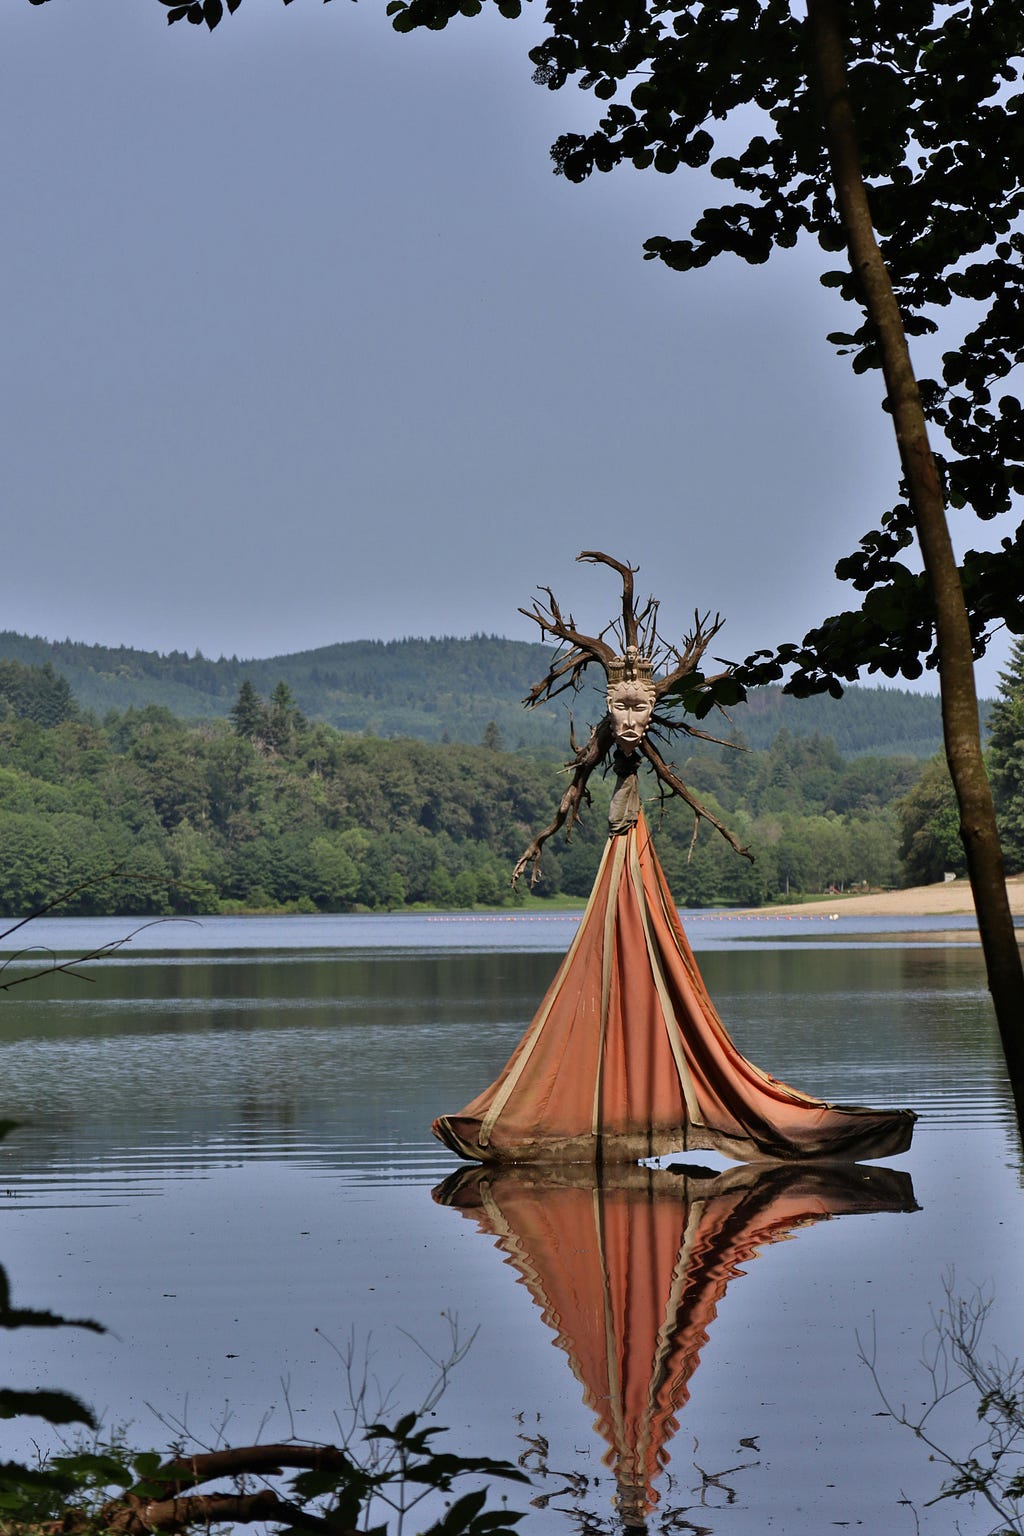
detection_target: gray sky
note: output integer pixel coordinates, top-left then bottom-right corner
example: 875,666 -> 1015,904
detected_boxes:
3,0 -> 1013,695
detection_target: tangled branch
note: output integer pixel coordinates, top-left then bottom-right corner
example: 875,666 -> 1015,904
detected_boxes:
512,553 -> 751,884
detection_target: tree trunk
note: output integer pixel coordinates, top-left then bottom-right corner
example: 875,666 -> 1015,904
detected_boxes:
805,0 -> 1024,1077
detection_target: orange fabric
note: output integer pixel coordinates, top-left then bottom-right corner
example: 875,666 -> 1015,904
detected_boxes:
435,1162 -> 917,1522
433,815 -> 915,1163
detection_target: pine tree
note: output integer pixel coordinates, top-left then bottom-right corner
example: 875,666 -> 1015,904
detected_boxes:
229,679 -> 265,741
0,659 -> 77,726
267,680 -> 302,753
989,640 -> 1024,875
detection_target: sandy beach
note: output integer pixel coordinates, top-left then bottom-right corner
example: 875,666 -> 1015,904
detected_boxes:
744,874 -> 1024,922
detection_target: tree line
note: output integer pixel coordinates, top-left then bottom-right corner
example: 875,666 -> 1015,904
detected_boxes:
901,638 -> 1024,885
0,630 -> 958,757
4,657 -> 1019,918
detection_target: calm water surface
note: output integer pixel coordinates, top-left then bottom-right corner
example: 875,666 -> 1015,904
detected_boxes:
2,912 -> 1021,1534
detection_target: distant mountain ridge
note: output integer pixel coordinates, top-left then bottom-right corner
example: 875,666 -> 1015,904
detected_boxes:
0,630 -> 963,758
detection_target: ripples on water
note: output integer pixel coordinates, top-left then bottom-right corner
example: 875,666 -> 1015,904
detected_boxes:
2,915 -> 1022,1536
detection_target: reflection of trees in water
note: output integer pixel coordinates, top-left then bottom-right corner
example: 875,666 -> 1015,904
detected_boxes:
863,1275 -> 1024,1536
435,1161 -> 918,1534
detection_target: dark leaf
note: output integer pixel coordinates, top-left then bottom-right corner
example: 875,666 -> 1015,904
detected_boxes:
0,1388 -> 96,1428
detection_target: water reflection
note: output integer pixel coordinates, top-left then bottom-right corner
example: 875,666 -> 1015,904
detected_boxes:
435,1161 -> 918,1532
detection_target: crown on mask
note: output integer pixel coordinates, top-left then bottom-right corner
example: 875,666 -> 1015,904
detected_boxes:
607,645 -> 655,687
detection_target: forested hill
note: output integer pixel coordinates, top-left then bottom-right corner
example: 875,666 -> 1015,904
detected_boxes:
0,633 -> 568,748
0,630 -> 960,758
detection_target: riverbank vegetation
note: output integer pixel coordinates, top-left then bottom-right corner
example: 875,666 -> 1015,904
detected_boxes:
3,658 -> 1002,917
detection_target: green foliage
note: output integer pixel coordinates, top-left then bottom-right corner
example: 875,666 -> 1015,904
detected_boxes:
0,1390 -> 95,1428
988,638 -> 1024,872
230,677 -> 266,740
652,730 -> 914,901
898,755 -> 966,885
731,682 -> 952,759
0,630 -> 962,758
0,1419 -> 527,1536
0,660 -> 77,728
0,633 -> 571,749
0,672 -> 947,913
511,0 -> 1022,690
0,695 -> 566,916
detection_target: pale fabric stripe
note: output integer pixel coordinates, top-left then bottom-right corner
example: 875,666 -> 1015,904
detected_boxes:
628,833 -> 703,1127
592,836 -> 627,1137
593,1181 -> 629,1477
479,837 -> 616,1148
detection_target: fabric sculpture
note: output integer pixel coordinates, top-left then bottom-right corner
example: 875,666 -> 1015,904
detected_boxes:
432,552 -> 916,1165
433,811 -> 915,1163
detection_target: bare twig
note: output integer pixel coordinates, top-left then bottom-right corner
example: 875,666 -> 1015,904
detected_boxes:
654,611 -> 727,700
0,919 -> 194,993
859,1276 -> 1024,1533
640,739 -> 753,862
511,721 -> 612,887
0,872 -> 197,993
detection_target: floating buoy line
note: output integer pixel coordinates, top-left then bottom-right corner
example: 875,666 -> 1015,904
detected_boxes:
423,911 -> 844,923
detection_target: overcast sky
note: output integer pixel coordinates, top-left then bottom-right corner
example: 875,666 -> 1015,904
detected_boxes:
3,0 -> 1012,695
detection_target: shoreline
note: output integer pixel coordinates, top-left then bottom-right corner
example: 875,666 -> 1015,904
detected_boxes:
737,874 -> 1024,922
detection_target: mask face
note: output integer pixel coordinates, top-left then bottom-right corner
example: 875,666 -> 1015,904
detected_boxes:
606,680 -> 655,749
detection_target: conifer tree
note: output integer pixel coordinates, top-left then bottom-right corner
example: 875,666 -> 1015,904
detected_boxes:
0,659 -> 77,726
229,679 -> 266,741
267,680 -> 299,753
989,639 -> 1024,874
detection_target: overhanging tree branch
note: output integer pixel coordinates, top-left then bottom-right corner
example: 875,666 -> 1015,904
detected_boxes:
804,0 -> 1024,1075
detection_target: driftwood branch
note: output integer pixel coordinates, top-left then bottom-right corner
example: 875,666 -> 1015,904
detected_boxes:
142,1443 -> 357,1490
655,610 -> 727,699
511,721 -> 613,887
31,1444 -> 362,1536
649,713 -> 744,751
518,579 -> 617,709
577,550 -> 641,650
520,645 -> 595,709
640,738 -> 754,862
96,1488 -> 339,1536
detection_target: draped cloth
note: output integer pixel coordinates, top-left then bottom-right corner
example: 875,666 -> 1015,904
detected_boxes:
432,812 -> 915,1164
434,1162 -> 918,1528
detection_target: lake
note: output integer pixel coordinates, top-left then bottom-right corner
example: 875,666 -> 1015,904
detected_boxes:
2,911 -> 1021,1534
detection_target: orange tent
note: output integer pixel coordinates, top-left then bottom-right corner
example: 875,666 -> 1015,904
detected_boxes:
435,1161 -> 917,1530
433,816 -> 915,1164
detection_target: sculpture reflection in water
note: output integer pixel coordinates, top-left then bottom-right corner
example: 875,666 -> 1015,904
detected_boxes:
434,1161 -> 918,1533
